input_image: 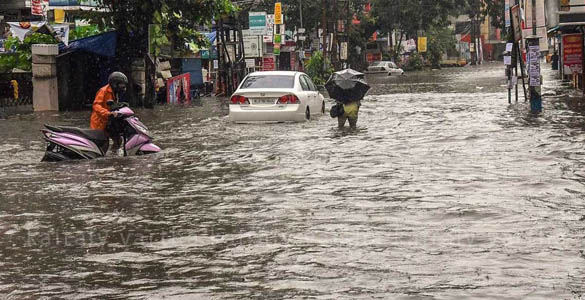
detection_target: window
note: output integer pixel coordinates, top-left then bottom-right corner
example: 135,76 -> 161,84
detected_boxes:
299,76 -> 310,91
305,76 -> 318,91
240,75 -> 295,89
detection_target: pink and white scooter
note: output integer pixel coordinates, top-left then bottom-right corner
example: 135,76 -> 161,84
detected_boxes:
41,102 -> 161,162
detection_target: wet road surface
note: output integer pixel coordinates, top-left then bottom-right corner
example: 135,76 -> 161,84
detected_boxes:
1,63 -> 585,299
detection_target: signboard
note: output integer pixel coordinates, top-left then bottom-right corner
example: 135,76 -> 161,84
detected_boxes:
511,5 -> 522,42
563,34 -> 583,74
504,55 -> 512,65
528,45 -> 541,87
505,0 -> 511,28
274,3 -> 282,24
273,43 -> 281,55
249,12 -> 267,35
366,52 -> 382,63
243,34 -> 262,57
245,58 -> 256,68
213,60 -> 219,69
167,73 -> 191,105
505,43 -> 513,53
263,55 -> 275,71
263,14 -> 275,43
340,42 -> 348,60
418,37 -> 427,53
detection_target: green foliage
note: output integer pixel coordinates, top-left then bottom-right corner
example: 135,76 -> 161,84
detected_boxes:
148,24 -> 169,57
347,14 -> 377,71
403,52 -> 424,71
370,0 -> 463,38
424,27 -> 457,68
0,33 -> 57,72
306,51 -> 333,85
87,0 -> 237,58
252,0 -> 369,49
70,25 -> 103,41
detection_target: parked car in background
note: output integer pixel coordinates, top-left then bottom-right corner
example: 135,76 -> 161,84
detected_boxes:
229,71 -> 326,123
366,61 -> 405,76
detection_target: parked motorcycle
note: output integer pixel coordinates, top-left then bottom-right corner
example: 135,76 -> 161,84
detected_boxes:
41,101 -> 161,162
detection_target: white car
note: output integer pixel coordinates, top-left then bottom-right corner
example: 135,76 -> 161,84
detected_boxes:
229,71 -> 326,123
366,61 -> 404,76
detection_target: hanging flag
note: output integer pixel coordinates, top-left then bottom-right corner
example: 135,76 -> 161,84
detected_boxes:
54,9 -> 66,23
8,22 -> 47,41
31,0 -> 44,16
42,0 -> 50,15
31,0 -> 50,17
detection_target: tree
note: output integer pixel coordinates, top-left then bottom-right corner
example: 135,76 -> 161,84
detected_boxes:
79,0 -> 237,105
369,0 -> 464,61
425,26 -> 457,68
92,0 -> 238,58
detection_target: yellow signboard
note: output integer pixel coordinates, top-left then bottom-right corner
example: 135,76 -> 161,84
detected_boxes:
274,2 -> 283,24
418,37 -> 427,53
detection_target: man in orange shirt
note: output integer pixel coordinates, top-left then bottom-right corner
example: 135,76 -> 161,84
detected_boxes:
90,72 -> 128,154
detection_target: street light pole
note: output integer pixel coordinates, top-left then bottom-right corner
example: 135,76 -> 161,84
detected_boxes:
299,0 -> 303,29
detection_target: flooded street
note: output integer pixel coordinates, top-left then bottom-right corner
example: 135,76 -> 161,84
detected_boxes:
2,63 -> 585,299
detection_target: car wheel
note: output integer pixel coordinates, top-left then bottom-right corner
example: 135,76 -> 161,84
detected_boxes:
305,106 -> 311,120
321,101 -> 325,114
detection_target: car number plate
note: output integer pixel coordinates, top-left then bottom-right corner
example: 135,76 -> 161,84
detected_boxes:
253,98 -> 275,104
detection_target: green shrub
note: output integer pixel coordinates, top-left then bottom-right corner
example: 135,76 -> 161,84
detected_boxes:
70,25 -> 102,41
403,52 -> 424,71
305,50 -> 334,85
0,33 -> 58,72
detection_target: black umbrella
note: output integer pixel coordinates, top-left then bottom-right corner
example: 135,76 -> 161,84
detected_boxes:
325,69 -> 371,104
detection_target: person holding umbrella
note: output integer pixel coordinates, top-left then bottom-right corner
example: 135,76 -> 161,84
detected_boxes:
325,69 -> 371,129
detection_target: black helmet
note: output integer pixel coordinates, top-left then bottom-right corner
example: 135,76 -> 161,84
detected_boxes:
108,71 -> 128,94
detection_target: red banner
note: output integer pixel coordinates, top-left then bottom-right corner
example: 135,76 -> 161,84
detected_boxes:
31,0 -> 43,15
563,34 -> 583,74
263,55 -> 275,71
166,73 -> 191,105
31,0 -> 49,16
290,52 -> 297,71
366,52 -> 382,63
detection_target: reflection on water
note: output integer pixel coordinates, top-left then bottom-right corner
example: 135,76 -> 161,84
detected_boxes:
1,63 -> 585,299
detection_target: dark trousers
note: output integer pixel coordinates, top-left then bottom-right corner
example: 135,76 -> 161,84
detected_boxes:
338,115 -> 358,129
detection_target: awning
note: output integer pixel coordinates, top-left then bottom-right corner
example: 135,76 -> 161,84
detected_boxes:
59,31 -> 117,57
49,0 -> 101,10
548,26 -> 560,34
204,32 -> 216,44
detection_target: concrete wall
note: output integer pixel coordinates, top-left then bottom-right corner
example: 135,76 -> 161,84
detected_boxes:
545,0 -> 560,27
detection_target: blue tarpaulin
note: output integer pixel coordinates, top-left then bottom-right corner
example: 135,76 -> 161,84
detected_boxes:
59,32 -> 117,57
205,32 -> 216,44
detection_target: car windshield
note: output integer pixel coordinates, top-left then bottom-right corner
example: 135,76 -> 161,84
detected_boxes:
240,75 -> 295,89
370,61 -> 385,67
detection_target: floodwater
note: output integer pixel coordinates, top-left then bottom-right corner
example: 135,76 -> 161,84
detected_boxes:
1,63 -> 585,299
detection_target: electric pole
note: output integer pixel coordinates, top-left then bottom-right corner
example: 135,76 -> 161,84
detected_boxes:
322,0 -> 327,70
